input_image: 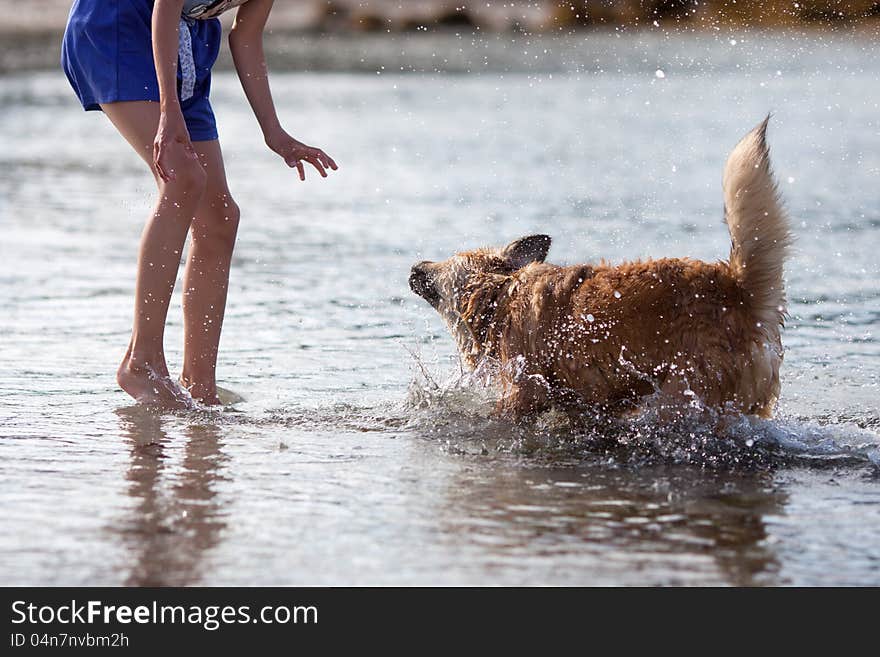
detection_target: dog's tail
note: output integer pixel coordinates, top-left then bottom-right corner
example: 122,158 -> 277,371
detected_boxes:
723,116 -> 793,332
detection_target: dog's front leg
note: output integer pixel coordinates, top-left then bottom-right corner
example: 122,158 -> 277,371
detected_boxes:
495,374 -> 551,422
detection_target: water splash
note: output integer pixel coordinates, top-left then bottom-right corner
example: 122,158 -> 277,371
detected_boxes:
403,359 -> 880,472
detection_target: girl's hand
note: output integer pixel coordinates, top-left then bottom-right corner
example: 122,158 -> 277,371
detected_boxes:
154,107 -> 197,183
266,129 -> 338,181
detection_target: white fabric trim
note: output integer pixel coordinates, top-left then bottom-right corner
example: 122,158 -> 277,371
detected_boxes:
178,18 -> 196,102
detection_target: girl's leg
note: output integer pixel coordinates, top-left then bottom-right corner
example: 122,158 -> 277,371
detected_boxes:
179,140 -> 240,404
101,101 -> 207,406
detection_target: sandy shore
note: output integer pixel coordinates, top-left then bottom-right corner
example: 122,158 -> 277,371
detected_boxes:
3,1 -> 878,73
6,0 -> 880,35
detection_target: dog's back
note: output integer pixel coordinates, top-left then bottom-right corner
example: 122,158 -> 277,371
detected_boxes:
495,255 -> 778,416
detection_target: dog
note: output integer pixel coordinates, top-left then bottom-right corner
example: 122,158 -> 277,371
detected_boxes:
409,118 -> 793,421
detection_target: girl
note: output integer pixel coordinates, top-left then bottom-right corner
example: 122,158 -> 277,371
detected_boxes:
61,0 -> 337,407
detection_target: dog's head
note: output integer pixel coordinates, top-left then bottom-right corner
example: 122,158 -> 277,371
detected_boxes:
409,234 -> 551,363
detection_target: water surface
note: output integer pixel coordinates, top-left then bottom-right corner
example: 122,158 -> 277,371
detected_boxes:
1,33 -> 879,585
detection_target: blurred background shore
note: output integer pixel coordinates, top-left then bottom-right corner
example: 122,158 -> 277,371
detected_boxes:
3,0 -> 880,73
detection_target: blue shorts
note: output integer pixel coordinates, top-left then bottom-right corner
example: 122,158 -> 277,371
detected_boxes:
61,0 -> 222,141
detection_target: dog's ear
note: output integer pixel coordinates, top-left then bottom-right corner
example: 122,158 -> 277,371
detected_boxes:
502,235 -> 551,269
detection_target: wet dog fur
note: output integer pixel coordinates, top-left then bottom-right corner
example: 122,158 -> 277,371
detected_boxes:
410,118 -> 793,421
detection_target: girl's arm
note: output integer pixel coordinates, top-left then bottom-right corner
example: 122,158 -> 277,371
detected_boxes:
230,0 -> 337,180
152,0 -> 198,182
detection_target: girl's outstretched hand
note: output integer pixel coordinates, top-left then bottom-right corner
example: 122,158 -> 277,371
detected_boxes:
266,130 -> 338,181
154,107 -> 198,183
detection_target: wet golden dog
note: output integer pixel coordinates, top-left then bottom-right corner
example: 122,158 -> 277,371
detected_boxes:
410,118 -> 792,420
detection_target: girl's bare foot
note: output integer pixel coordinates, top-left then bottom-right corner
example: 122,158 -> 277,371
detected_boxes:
178,376 -> 222,406
117,353 -> 192,409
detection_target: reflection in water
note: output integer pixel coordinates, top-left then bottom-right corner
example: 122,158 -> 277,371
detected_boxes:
115,407 -> 228,586
440,464 -> 787,586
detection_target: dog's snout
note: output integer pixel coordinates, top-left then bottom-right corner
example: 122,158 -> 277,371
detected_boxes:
409,261 -> 440,306
409,262 -> 430,293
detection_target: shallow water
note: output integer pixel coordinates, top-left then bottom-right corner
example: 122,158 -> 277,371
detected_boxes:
1,33 -> 879,585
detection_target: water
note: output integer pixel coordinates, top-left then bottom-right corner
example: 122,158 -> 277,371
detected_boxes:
1,33 -> 879,586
